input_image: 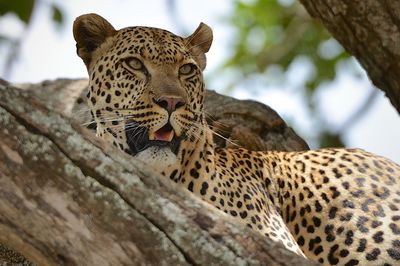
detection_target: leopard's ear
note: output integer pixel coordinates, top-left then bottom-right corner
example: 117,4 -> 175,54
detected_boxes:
185,22 -> 213,70
73,13 -> 117,69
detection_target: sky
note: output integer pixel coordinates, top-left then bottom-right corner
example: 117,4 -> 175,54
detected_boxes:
0,0 -> 399,163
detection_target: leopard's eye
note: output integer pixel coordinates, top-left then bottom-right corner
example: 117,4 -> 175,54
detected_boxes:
126,57 -> 143,70
122,57 -> 148,76
179,63 -> 196,75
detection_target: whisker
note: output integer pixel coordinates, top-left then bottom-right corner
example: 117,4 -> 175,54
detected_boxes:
208,127 -> 239,147
189,121 -> 239,147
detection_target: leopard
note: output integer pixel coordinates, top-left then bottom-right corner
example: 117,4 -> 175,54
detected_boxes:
73,13 -> 400,265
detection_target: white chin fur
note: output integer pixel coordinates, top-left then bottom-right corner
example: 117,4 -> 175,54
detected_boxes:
135,146 -> 178,168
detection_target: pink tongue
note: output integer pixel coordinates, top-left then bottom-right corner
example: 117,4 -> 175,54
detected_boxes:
154,130 -> 172,141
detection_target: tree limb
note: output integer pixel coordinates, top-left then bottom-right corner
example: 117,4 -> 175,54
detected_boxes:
0,80 -> 313,265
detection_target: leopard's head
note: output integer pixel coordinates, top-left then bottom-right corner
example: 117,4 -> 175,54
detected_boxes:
73,13 -> 212,165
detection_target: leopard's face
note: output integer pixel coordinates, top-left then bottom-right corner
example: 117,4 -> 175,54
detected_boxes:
87,28 -> 205,157
73,14 -> 212,165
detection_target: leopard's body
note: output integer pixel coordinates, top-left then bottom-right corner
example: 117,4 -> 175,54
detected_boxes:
73,13 -> 400,265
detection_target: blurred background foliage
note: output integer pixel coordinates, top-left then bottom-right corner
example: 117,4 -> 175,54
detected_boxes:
225,0 -> 351,92
219,0 -> 371,148
0,0 -> 63,78
0,0 -> 377,149
0,0 -> 35,23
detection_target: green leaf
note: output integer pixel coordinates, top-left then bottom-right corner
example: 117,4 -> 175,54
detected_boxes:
319,131 -> 345,148
0,0 -> 35,23
51,4 -> 63,26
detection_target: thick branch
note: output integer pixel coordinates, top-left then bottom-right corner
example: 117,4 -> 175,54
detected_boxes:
299,0 -> 400,114
0,80 -> 313,265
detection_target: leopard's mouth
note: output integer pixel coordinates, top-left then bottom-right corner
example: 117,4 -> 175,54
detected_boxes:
149,123 -> 175,142
125,121 -> 182,155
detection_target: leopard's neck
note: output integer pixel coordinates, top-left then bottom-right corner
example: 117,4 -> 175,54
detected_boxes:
173,127 -> 217,185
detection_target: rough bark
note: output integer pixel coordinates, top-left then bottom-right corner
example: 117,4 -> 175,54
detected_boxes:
299,0 -> 400,114
0,79 -> 312,265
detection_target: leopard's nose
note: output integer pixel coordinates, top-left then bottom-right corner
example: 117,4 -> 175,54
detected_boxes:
154,96 -> 185,113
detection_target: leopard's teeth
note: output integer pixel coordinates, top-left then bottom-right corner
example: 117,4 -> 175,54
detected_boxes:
148,131 -> 155,141
166,130 -> 174,142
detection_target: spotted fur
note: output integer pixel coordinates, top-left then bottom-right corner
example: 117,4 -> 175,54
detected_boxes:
74,13 -> 400,265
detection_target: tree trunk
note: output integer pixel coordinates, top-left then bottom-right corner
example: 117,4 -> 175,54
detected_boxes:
299,0 -> 400,114
0,79 -> 312,265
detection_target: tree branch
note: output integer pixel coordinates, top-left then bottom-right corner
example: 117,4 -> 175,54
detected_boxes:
0,80 -> 313,265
